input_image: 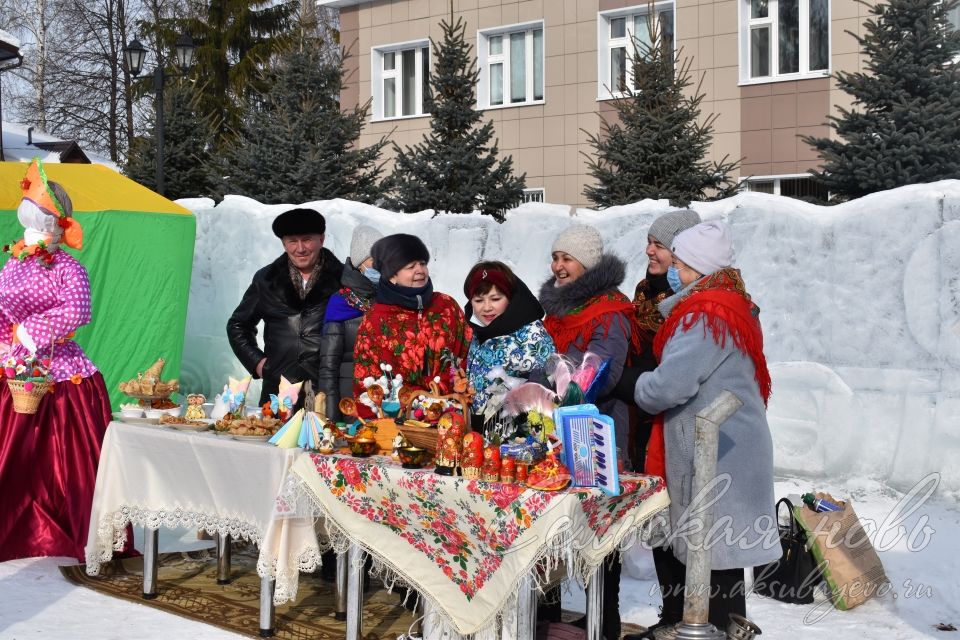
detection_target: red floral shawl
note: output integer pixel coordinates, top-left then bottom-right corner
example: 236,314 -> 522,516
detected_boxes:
353,292 -> 471,404
543,291 -> 642,356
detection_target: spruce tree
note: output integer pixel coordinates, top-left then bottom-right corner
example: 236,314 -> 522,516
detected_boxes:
124,83 -> 217,200
583,14 -> 739,208
803,0 -> 960,200
218,46 -> 387,204
381,16 -> 526,221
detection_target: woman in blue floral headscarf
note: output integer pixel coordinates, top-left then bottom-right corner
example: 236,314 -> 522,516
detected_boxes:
463,261 -> 554,432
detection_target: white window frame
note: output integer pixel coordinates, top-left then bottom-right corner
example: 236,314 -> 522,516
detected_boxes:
371,39 -> 430,121
738,0 -> 831,85
477,21 -> 545,110
597,3 -> 676,101
740,174 -> 828,199
521,188 -> 546,203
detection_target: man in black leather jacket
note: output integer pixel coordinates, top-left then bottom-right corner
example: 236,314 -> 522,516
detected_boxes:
226,208 -> 343,406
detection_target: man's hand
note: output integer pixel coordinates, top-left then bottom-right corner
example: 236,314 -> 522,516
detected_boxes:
256,358 -> 266,378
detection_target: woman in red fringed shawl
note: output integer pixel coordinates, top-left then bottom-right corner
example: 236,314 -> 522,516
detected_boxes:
537,224 -> 640,640
352,234 -> 470,419
629,220 -> 780,636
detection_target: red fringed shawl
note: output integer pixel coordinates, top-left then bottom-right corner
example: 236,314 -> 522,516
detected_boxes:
645,269 -> 771,480
543,291 -> 642,356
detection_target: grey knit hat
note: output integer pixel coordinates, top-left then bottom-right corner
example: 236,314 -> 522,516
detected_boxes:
551,224 -> 603,270
648,209 -> 701,248
349,225 -> 383,267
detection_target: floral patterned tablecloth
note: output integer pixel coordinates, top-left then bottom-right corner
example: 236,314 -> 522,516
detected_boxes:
261,453 -> 669,637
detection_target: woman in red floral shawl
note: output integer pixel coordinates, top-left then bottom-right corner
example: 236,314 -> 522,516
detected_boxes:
352,234 -> 470,417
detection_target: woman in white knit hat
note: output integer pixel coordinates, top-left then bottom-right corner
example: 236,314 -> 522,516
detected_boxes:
624,219 -> 780,639
537,223 -> 641,640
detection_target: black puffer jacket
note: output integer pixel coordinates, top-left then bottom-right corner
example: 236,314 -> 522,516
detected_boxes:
227,249 -> 343,405
316,259 -> 377,421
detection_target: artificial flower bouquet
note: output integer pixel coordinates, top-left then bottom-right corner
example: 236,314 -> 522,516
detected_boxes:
3,354 -> 52,414
545,351 -> 610,405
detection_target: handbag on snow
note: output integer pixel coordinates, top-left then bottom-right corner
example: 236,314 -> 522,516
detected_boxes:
752,497 -> 821,604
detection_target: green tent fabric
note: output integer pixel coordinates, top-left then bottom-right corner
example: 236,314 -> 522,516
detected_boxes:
0,162 -> 195,409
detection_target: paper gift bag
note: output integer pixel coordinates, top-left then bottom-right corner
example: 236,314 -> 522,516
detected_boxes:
793,492 -> 888,610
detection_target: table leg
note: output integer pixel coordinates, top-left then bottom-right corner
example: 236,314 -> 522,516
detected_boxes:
259,575 -> 276,637
334,550 -> 348,621
516,574 -> 537,639
585,564 -> 605,640
216,532 -> 232,584
142,527 -> 159,600
345,543 -> 364,640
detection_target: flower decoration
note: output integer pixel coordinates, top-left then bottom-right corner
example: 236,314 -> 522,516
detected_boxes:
2,355 -> 51,383
70,373 -> 83,385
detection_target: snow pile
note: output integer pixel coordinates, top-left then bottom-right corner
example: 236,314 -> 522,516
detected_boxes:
178,182 -> 960,494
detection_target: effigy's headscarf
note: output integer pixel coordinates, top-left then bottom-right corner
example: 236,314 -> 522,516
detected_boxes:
15,158 -> 83,253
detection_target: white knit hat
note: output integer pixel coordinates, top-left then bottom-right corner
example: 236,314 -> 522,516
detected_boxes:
671,220 -> 734,276
349,225 -> 383,267
551,224 -> 603,270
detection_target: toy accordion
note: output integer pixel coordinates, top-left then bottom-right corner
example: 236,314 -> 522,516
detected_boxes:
554,404 -> 619,496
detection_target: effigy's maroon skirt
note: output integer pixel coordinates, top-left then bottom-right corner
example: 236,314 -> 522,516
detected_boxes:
0,372 -> 111,562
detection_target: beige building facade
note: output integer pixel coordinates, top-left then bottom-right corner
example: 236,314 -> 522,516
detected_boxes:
324,0 -> 876,206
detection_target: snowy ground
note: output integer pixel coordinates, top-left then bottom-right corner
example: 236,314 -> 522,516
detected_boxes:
1,477 -> 956,640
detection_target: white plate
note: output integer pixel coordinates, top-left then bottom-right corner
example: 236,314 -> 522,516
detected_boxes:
230,434 -> 272,442
113,412 -> 160,426
165,421 -> 212,432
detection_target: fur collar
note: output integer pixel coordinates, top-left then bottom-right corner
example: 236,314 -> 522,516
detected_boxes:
264,248 -> 342,309
538,254 -> 627,316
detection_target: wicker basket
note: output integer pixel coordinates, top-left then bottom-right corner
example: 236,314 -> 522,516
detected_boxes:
399,421 -> 439,453
7,379 -> 50,415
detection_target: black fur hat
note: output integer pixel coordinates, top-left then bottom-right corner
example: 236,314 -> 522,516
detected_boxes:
272,208 -> 326,238
371,233 -> 430,280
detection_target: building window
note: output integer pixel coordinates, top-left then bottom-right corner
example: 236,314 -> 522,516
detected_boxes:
742,175 -> 829,201
598,4 -> 675,99
478,22 -> 544,109
372,41 -> 430,120
742,0 -> 830,82
521,188 -> 545,203
948,5 -> 960,31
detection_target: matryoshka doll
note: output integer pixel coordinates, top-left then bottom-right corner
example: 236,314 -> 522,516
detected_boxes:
434,411 -> 466,475
481,443 -> 501,481
460,432 -> 483,479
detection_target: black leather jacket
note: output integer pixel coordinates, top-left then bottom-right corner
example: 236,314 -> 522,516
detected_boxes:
226,249 -> 343,405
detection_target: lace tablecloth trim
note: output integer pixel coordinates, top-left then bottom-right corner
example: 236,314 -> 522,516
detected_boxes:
265,473 -> 670,637
85,505 -> 262,576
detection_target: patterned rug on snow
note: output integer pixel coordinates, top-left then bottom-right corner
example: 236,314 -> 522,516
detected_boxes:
59,544 -> 415,639
59,544 -> 647,639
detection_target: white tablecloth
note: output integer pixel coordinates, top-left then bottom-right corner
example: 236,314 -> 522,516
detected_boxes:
84,422 -> 303,575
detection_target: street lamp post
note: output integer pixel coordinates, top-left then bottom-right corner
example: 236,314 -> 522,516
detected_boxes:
124,34 -> 195,197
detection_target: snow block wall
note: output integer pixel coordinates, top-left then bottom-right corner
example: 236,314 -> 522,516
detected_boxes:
179,181 -> 960,495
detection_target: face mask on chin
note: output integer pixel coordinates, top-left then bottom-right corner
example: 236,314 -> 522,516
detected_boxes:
666,265 -> 683,293
362,267 -> 381,284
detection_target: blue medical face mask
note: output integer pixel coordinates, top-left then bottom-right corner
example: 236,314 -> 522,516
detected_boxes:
363,267 -> 381,284
666,265 -> 683,293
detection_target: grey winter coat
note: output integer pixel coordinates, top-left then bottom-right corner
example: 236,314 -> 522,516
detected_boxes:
539,254 -> 633,469
633,285 -> 781,570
